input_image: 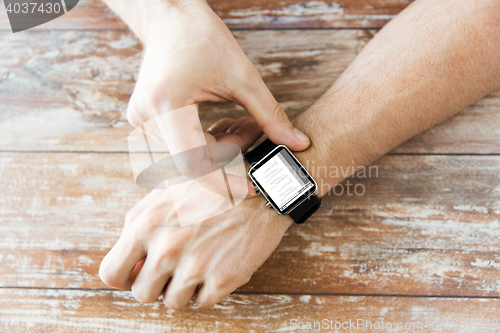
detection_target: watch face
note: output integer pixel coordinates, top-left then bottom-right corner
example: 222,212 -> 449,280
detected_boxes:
248,145 -> 318,215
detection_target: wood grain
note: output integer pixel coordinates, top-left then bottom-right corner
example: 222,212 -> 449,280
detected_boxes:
1,288 -> 499,333
209,0 -> 413,29
1,0 -> 497,329
0,0 -> 412,31
0,0 -> 125,31
1,29 -> 499,153
1,152 -> 499,297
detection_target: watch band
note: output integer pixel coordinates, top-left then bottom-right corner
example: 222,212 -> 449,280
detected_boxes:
289,193 -> 321,224
244,138 -> 280,167
244,139 -> 321,224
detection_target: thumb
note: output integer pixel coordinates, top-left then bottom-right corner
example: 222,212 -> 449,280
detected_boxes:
232,72 -> 310,151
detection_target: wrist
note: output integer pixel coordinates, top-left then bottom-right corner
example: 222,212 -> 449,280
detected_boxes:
142,0 -> 212,45
293,94 -> 393,197
250,194 -> 294,231
292,107 -> 355,197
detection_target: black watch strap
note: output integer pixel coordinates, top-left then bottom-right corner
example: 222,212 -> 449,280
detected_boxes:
244,139 -> 321,224
244,138 -> 279,167
288,194 -> 321,224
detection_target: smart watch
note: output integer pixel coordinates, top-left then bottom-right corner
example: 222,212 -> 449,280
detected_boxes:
245,139 -> 321,224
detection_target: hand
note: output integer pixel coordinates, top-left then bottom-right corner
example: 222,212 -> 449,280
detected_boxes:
99,117 -> 294,309
134,105 -> 261,199
126,0 -> 310,152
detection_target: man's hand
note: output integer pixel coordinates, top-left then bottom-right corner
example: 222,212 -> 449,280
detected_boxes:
135,105 -> 261,199
99,117 -> 293,309
99,186 -> 291,309
119,0 -> 310,151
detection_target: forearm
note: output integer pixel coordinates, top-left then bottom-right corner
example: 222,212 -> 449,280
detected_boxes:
295,0 -> 500,196
102,0 -> 209,44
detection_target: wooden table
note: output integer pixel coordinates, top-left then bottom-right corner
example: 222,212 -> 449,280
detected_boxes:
1,0 -> 499,331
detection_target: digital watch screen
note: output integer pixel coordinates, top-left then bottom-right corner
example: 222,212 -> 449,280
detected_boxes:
248,145 -> 318,215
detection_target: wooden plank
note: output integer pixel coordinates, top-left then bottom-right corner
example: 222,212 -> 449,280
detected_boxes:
1,153 -> 499,296
1,29 -> 499,153
0,0 -> 412,31
0,0 -> 125,31
0,288 -> 499,332
209,0 -> 413,29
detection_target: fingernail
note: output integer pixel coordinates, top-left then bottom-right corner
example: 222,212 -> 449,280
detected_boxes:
293,127 -> 309,142
247,184 -> 257,197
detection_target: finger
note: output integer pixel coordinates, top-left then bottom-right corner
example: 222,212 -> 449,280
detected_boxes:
99,225 -> 147,290
163,276 -> 202,310
131,255 -> 174,304
155,104 -> 215,187
207,117 -> 236,134
224,173 -> 255,199
131,258 -> 145,281
232,72 -> 310,151
194,280 -> 239,308
214,120 -> 263,153
155,104 -> 207,156
227,116 -> 254,134
124,188 -> 166,230
211,120 -> 262,199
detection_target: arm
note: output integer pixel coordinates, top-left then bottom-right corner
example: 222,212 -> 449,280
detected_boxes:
101,0 -> 310,150
295,0 -> 500,194
102,0 -> 310,197
100,0 -> 500,309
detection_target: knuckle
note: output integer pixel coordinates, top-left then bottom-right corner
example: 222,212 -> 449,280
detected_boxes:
99,260 -> 126,290
127,227 -> 147,251
241,65 -> 260,83
134,207 -> 165,239
132,286 -> 156,304
142,206 -> 161,223
150,250 -> 177,276
270,102 -> 287,124
195,293 -> 215,308
164,297 -> 185,310
142,83 -> 164,112
126,96 -> 145,128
